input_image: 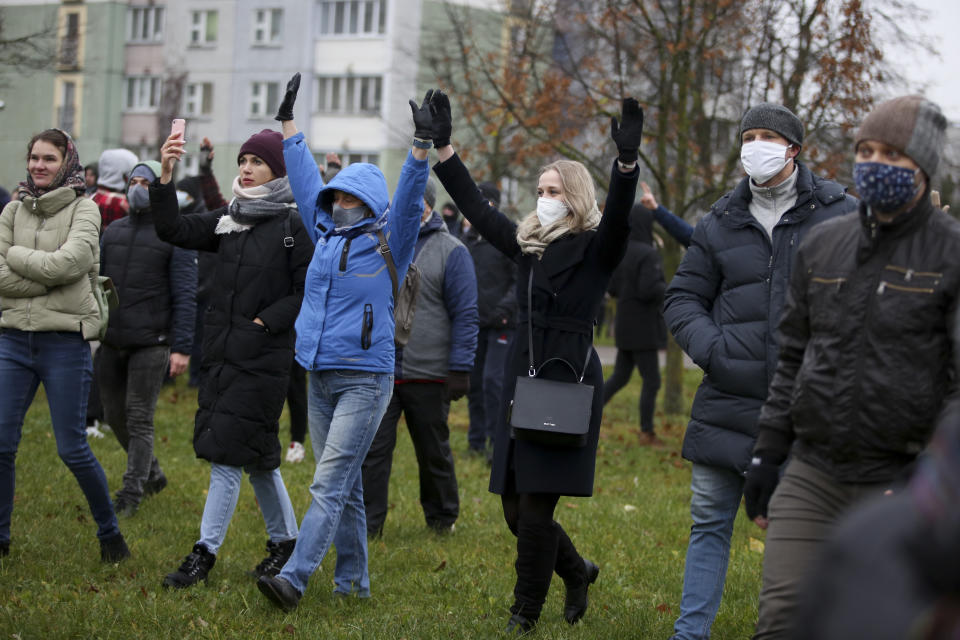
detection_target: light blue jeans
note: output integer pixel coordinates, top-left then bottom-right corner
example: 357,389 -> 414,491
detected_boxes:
278,369 -> 393,597
198,463 -> 298,554
672,463 -> 745,640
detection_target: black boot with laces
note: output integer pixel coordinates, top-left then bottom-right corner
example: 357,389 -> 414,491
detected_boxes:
249,538 -> 296,578
162,543 -> 216,589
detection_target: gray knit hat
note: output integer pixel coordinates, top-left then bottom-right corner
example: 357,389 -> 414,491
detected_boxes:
855,95 -> 947,178
739,103 -> 804,147
423,178 -> 437,210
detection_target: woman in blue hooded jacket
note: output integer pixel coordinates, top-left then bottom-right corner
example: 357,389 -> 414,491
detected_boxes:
256,75 -> 432,610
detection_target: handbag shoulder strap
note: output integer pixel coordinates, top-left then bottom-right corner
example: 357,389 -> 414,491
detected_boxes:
525,264 -> 592,382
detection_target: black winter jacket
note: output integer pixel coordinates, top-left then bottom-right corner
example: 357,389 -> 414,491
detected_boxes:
463,227 -> 518,329
100,210 -> 196,353
664,162 -> 857,473
150,179 -> 314,471
608,204 -> 666,352
755,196 -> 960,483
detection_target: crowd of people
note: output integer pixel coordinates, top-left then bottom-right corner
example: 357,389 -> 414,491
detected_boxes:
0,74 -> 957,637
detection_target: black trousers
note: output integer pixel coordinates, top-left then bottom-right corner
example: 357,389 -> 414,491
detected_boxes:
361,382 -> 459,535
286,360 -> 307,443
501,473 -> 587,621
602,348 -> 660,432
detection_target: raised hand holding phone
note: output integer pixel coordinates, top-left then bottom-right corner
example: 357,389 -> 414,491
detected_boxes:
160,124 -> 187,184
171,118 -> 186,142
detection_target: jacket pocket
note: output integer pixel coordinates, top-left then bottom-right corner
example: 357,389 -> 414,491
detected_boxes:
360,303 -> 373,350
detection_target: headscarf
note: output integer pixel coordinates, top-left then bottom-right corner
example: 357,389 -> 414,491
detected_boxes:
17,129 -> 86,199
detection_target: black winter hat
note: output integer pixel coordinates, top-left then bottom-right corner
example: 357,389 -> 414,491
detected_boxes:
739,103 -> 804,147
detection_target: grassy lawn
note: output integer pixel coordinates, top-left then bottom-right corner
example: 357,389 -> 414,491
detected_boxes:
0,365 -> 763,639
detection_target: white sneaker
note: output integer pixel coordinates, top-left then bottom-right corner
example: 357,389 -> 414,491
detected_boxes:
86,424 -> 106,439
285,441 -> 306,463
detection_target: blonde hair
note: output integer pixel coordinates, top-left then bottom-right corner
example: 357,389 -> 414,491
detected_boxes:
516,159 -> 601,257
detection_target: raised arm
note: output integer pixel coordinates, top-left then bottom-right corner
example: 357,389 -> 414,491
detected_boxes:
429,90 -> 520,259
642,182 -> 693,248
153,134 -> 221,252
197,138 -> 228,211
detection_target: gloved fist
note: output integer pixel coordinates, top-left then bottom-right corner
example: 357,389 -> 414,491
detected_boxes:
429,90 -> 453,148
198,137 -> 215,175
275,72 -> 301,122
611,97 -> 644,165
409,89 -> 436,143
743,456 -> 781,524
444,370 -> 470,401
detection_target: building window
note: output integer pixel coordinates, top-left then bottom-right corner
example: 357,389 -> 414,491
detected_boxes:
58,81 -> 77,135
252,8 -> 283,45
316,76 -> 382,115
183,82 -> 214,116
249,81 -> 280,118
127,6 -> 164,43
190,10 -> 218,46
59,12 -> 80,69
125,76 -> 163,112
318,0 -> 385,36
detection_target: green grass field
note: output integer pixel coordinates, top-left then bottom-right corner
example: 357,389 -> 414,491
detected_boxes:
0,366 -> 764,639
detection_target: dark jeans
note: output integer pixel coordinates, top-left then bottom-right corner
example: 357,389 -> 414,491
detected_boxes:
501,474 -> 587,621
0,330 -> 119,544
287,360 -> 307,443
602,348 -> 660,432
86,345 -> 103,424
362,382 -> 459,535
467,328 -> 514,451
99,343 -> 169,504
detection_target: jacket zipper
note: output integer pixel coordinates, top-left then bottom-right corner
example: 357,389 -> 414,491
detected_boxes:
883,265 -> 942,280
810,276 -> 846,291
339,238 -> 353,272
876,281 -> 935,295
26,217 -> 47,326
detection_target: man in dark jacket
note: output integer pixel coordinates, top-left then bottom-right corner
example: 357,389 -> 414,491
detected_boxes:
603,203 -> 667,446
100,160 -> 197,516
743,95 -> 960,639
361,179 -> 478,536
663,103 -> 857,640
463,182 -> 517,460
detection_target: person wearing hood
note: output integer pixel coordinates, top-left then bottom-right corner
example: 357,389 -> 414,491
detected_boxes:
602,203 -> 667,446
743,96 -> 960,639
0,128 -> 130,562
152,127 -> 314,589
361,177 -> 478,537
255,74 -> 430,611
91,148 -> 139,233
98,160 -> 197,517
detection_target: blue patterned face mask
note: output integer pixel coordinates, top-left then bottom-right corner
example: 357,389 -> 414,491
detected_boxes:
853,162 -> 922,214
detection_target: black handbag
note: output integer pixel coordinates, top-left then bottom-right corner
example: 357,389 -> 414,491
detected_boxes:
508,269 -> 594,447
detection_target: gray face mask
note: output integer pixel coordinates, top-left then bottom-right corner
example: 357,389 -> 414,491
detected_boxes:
332,203 -> 369,229
126,184 -> 150,212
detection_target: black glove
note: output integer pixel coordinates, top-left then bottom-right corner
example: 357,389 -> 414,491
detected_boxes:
429,90 -> 453,148
275,72 -> 301,122
409,89 -> 436,142
611,97 -> 644,165
444,370 -> 470,401
198,143 -> 214,176
743,456 -> 781,520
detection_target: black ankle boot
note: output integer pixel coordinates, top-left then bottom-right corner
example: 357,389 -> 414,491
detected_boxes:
563,559 -> 599,624
505,613 -> 536,635
100,532 -> 131,563
249,538 -> 296,578
162,543 -> 216,588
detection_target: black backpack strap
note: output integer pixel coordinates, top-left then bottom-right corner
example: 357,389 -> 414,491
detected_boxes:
375,229 -> 399,299
282,211 -> 295,248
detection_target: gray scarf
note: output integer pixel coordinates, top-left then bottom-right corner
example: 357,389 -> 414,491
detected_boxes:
228,175 -> 296,225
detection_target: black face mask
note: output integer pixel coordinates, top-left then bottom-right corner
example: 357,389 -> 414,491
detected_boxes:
332,203 -> 369,228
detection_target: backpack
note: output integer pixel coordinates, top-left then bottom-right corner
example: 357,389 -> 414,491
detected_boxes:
89,274 -> 119,341
375,230 -> 420,347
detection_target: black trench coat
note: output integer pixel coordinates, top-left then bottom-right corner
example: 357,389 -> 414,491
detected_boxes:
433,155 -> 638,496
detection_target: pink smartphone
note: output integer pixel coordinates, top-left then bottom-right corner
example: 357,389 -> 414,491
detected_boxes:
170,118 -> 186,141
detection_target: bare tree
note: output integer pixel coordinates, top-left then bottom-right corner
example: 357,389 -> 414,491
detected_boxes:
0,8 -> 58,88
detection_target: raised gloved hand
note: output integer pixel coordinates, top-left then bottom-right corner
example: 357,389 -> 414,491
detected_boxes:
198,137 -> 215,175
611,97 -> 644,165
275,72 -> 301,122
444,370 -> 470,401
409,89 -> 436,144
743,455 -> 781,527
428,90 -> 453,149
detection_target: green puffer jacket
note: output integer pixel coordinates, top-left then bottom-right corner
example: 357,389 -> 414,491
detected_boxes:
0,187 -> 102,338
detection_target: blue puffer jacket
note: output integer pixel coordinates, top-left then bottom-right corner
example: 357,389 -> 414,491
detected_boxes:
284,132 -> 428,372
664,162 -> 857,473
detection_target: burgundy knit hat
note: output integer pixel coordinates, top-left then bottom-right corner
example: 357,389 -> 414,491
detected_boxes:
238,129 -> 286,178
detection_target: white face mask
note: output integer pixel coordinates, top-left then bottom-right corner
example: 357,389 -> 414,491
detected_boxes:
536,197 -> 569,227
740,140 -> 791,184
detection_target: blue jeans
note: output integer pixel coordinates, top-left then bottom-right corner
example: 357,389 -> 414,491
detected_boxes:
0,329 -> 119,544
198,463 -> 298,554
278,369 -> 393,597
672,463 -> 745,640
466,328 -> 514,451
